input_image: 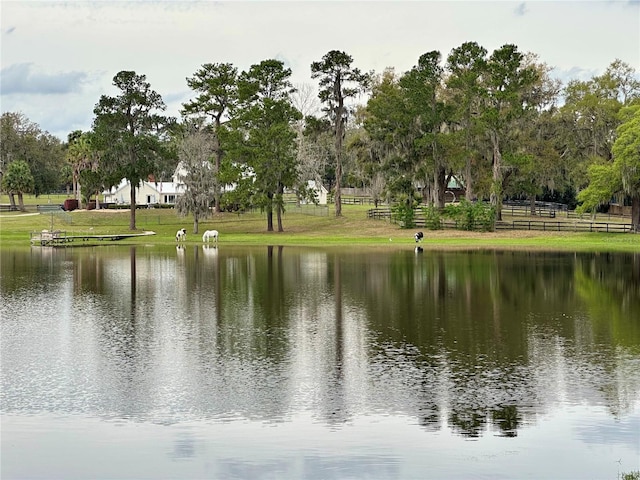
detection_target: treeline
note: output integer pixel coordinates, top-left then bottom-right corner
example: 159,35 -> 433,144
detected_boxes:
1,42 -> 639,231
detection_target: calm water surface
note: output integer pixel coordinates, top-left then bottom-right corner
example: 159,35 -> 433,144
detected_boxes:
1,245 -> 639,479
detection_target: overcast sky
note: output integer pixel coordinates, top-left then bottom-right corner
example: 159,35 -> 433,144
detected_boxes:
1,0 -> 638,141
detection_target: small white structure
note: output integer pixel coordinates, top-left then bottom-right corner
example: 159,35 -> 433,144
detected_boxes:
306,180 -> 329,205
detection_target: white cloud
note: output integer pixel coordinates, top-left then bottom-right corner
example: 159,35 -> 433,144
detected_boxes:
1,63 -> 88,95
1,0 -> 638,140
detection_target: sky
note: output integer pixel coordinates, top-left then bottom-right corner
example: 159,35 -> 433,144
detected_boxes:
1,0 -> 639,141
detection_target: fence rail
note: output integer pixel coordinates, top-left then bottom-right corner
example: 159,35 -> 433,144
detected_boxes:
339,196 -> 378,205
37,204 -> 73,224
329,195 -> 379,205
496,220 -> 634,233
367,207 -> 635,233
500,204 -> 557,218
367,208 -> 392,220
289,204 -> 329,217
36,204 -> 64,213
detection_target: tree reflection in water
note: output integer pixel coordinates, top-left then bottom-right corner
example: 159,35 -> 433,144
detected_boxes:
1,247 -> 639,440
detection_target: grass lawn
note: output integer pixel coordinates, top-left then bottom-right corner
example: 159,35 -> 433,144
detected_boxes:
1,198 -> 639,252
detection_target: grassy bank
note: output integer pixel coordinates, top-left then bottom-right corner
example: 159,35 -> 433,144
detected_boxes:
1,202 -> 639,252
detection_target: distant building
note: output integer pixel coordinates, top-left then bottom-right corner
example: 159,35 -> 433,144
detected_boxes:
306,180 -> 329,205
102,166 -> 185,206
102,178 -> 183,206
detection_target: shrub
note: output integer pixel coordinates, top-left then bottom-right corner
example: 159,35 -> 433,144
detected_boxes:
392,201 -> 415,229
421,205 -> 442,230
391,193 -> 420,229
443,199 -> 496,231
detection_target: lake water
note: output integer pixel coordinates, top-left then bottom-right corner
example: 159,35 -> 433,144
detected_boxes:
1,245 -> 639,479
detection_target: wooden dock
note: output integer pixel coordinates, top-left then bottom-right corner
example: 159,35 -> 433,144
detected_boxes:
30,230 -> 156,246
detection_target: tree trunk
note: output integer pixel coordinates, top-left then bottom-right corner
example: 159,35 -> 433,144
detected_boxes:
431,133 -> 447,208
17,192 -> 26,211
422,182 -> 429,205
432,171 -> 440,208
334,77 -> 344,218
464,115 -> 475,202
266,193 -> 274,232
490,133 -> 503,221
334,142 -> 342,217
193,216 -> 199,235
465,158 -> 474,201
213,118 -> 222,213
433,166 -> 447,209
8,193 -> 16,209
530,195 -> 537,216
632,195 -> 640,233
73,170 -> 78,202
129,182 -> 136,230
276,185 -> 284,232
423,184 -> 432,207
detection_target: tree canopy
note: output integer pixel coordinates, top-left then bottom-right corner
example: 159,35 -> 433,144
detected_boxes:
311,50 -> 371,216
232,59 -> 302,232
3,44 -> 638,233
1,160 -> 34,211
91,71 -> 171,230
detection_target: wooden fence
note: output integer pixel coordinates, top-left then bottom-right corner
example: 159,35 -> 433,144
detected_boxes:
367,207 -> 635,233
367,208 -> 393,220
331,195 -> 378,205
500,204 -> 557,218
496,220 -> 634,233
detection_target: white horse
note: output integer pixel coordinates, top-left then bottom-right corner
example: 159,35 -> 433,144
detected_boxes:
202,229 -> 219,243
176,228 -> 187,242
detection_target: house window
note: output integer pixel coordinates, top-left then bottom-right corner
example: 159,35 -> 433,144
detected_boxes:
165,195 -> 176,204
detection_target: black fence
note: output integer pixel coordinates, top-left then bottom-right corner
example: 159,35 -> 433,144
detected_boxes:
500,204 -> 557,218
339,196 -> 378,205
367,207 -> 635,233
367,208 -> 393,220
496,220 -> 634,233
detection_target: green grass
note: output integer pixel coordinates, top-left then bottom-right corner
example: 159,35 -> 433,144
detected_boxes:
1,202 -> 639,252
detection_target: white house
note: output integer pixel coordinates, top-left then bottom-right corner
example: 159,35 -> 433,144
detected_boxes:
103,163 -> 190,206
102,178 -> 184,206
